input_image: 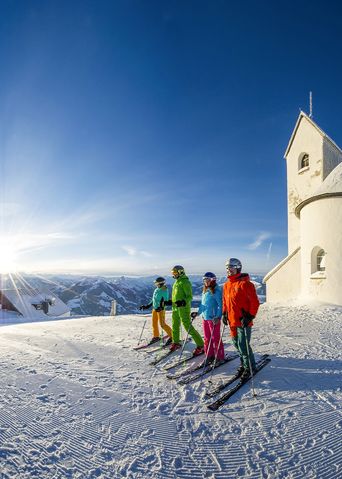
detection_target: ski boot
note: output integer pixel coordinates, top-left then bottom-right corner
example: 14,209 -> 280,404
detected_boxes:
192,346 -> 204,357
236,362 -> 245,376
206,356 -> 215,364
169,342 -> 181,352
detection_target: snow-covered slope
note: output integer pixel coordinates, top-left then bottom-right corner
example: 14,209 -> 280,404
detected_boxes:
0,302 -> 341,478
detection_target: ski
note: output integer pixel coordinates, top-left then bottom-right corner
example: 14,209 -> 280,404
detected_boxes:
207,357 -> 271,411
204,354 -> 269,399
147,337 -> 192,355
133,335 -> 169,351
176,354 -> 239,385
143,339 -> 173,354
163,350 -> 204,371
149,348 -> 177,366
166,355 -> 215,380
149,340 -> 188,366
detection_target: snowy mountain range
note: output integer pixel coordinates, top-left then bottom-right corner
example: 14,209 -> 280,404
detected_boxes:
2,274 -> 265,316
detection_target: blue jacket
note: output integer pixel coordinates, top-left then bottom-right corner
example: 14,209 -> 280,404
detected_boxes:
152,286 -> 169,310
197,285 -> 222,321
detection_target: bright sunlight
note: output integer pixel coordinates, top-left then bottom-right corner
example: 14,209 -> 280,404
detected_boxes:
0,240 -> 18,273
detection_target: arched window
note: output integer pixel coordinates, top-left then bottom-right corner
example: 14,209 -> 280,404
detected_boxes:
311,246 -> 326,277
316,249 -> 326,272
298,153 -> 309,171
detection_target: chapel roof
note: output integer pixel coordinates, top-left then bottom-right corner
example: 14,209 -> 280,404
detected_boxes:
295,162 -> 342,217
284,111 -> 342,159
313,161 -> 342,196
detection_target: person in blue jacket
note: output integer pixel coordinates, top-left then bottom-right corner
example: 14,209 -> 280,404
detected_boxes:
139,277 -> 172,344
191,272 -> 224,363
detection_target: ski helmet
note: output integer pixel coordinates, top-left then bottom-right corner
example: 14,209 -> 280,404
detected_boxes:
225,258 -> 242,273
171,265 -> 185,278
202,272 -> 217,285
154,276 -> 166,287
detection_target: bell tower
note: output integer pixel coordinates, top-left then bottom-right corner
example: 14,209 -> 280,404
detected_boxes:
284,111 -> 342,254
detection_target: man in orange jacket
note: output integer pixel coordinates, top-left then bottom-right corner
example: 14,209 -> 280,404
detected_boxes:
222,258 -> 259,378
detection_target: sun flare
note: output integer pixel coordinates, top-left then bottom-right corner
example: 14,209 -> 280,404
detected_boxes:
0,241 -> 18,273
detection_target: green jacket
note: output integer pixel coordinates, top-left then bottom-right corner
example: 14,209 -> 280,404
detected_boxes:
172,275 -> 192,308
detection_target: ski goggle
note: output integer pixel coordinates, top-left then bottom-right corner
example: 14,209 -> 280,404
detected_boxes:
172,269 -> 184,276
203,276 -> 216,283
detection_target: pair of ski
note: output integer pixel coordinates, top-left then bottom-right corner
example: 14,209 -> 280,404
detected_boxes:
133,335 -> 169,351
206,354 -> 271,411
148,338 -> 192,366
163,350 -> 205,371
167,353 -> 239,384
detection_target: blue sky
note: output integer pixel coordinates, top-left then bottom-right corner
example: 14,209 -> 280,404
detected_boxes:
1,0 -> 342,275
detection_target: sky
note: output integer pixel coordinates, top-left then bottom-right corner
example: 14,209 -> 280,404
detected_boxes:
1,0 -> 342,276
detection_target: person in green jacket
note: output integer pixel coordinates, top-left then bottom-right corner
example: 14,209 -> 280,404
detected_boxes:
166,265 -> 204,355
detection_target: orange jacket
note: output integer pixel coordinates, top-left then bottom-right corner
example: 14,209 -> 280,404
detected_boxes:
222,273 -> 260,333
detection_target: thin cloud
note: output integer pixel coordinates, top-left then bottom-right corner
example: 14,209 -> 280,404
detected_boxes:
141,251 -> 152,257
122,246 -> 137,256
122,246 -> 152,258
247,232 -> 271,250
266,242 -> 273,262
3,232 -> 78,255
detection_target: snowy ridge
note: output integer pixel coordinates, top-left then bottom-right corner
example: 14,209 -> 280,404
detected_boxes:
0,303 -> 341,478
1,274 -> 265,317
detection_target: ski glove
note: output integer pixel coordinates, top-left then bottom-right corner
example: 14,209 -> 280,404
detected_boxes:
155,307 -> 163,312
241,309 -> 255,328
212,317 -> 220,325
221,312 -> 228,325
175,299 -> 186,307
163,299 -> 173,306
190,311 -> 198,320
139,303 -> 152,311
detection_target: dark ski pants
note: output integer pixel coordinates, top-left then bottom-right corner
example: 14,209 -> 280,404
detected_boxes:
231,327 -> 256,371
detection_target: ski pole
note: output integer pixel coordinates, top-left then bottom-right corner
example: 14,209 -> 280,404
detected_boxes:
244,326 -> 256,397
207,321 -> 226,385
137,318 -> 147,346
199,322 -> 216,384
178,314 -> 195,364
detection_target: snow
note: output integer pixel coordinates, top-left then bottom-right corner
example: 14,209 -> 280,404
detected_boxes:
0,303 -> 341,478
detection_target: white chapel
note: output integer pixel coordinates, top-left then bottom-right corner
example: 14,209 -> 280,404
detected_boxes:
264,110 -> 342,305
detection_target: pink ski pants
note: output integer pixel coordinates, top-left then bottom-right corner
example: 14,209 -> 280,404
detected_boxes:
203,320 -> 224,360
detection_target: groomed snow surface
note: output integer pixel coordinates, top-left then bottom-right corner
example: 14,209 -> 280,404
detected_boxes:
0,303 -> 341,479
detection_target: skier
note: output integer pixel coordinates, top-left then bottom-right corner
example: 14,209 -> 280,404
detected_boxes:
139,277 -> 172,344
191,272 -> 224,363
165,265 -> 204,355
222,258 -> 259,378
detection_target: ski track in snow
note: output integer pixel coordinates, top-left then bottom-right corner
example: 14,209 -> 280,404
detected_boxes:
0,305 -> 341,478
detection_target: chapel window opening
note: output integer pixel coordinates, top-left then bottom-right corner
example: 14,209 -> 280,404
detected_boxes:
299,153 -> 309,171
311,246 -> 326,278
316,249 -> 326,272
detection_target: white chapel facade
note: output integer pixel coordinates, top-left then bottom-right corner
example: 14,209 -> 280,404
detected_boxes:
264,111 -> 342,305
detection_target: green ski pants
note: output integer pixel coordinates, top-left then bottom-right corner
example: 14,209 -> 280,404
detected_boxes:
231,327 -> 256,370
172,307 -> 204,347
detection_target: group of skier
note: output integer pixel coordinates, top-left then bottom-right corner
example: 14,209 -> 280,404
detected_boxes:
139,258 -> 260,379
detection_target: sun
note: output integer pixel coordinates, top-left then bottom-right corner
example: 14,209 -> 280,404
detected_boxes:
0,241 -> 18,273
